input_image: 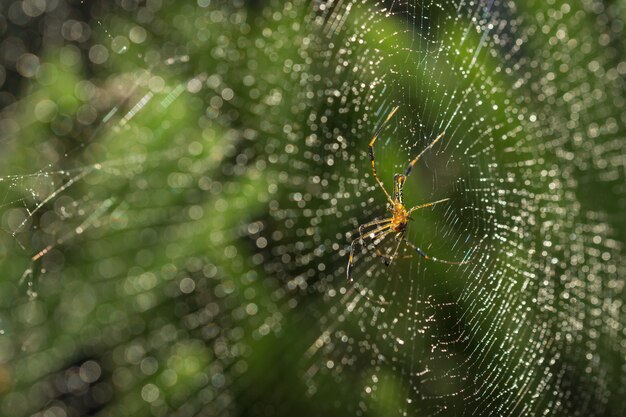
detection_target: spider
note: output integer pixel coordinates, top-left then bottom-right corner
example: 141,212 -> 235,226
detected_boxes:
347,106 -> 472,286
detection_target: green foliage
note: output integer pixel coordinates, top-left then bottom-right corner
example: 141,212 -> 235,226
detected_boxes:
0,1 -> 624,416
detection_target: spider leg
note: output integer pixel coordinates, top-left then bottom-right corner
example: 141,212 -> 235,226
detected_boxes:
369,106 -> 399,205
375,231 -> 418,266
404,132 -> 445,177
407,198 -> 450,215
364,228 -> 399,265
355,218 -> 392,243
347,226 -> 399,306
347,224 -> 393,282
383,233 -> 404,267
403,239 -> 473,265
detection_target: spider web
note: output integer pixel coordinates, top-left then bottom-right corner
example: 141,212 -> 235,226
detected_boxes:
294,1 -> 624,415
0,0 -> 624,416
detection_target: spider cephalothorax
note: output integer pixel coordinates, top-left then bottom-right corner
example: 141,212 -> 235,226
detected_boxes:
347,106 -> 472,294
390,174 -> 409,232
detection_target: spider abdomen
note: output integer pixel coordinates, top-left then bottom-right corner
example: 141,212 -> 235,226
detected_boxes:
393,221 -> 407,233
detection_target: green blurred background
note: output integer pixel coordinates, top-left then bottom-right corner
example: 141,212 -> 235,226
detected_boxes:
0,0 -> 624,416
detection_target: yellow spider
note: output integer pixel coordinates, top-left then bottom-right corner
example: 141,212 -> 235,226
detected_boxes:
347,106 -> 471,284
